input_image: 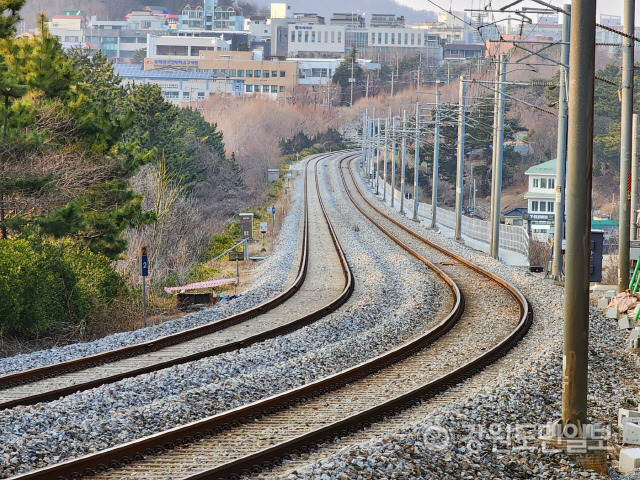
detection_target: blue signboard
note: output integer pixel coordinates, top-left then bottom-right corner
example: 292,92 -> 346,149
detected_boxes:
141,246 -> 149,277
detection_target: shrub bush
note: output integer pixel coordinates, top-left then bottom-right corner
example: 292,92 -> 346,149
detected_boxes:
0,236 -> 125,337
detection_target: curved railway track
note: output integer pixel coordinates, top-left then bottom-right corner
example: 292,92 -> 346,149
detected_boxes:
0,153 -> 353,411
9,152 -> 532,480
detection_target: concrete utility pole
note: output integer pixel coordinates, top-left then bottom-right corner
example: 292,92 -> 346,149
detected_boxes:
362,111 -> 367,173
632,114 -> 639,241
454,76 -> 466,240
370,106 -> 376,188
618,0 -> 635,292
431,87 -> 441,229
413,102 -> 421,221
350,58 -> 355,108
490,54 -> 507,259
400,110 -> 408,215
391,115 -> 397,208
562,0 -> 595,434
383,116 -> 389,200
376,117 -> 381,195
552,4 -> 571,279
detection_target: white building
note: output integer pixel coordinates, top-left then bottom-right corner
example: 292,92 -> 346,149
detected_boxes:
524,158 -> 557,241
287,24 -> 345,57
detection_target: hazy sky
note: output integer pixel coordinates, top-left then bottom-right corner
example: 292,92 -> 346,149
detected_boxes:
396,0 -> 635,24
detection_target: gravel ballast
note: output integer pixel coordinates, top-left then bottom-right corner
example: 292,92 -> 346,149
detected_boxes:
0,155 -> 445,478
267,156 -> 640,479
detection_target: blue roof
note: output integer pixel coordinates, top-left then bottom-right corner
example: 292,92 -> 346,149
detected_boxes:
114,64 -> 216,80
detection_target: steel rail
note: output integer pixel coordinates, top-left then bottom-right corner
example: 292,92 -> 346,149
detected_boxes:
0,152 -> 354,410
9,152 -> 462,480
9,151 -> 530,480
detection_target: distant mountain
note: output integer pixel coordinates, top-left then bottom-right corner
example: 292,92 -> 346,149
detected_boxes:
22,0 -> 436,28
256,0 -> 437,24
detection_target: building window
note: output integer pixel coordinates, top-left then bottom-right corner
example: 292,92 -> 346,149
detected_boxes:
183,91 -> 190,99
539,202 -> 546,212
405,33 -> 408,44
254,70 -> 261,77
533,178 -> 539,188
549,178 -> 555,189
338,31 -> 342,43
280,71 -> 286,77
230,69 -> 236,76
263,85 -> 269,92
384,33 -> 388,44
272,70 -> 277,77
411,33 -> 415,45
298,31 -> 302,42
221,69 -> 227,74
238,69 -> 244,77
532,201 -> 539,211
371,33 -> 375,44
324,31 -> 328,43
263,70 -> 269,78
311,31 -> 316,42
305,31 -> 309,42
391,33 -> 395,44
213,69 -> 219,74
246,70 -> 253,77
279,86 -> 284,92
291,32 -> 295,42
331,31 -> 335,43
164,91 -> 179,99
271,85 -> 277,93
548,202 -> 554,212
246,84 -> 253,92
198,92 -> 205,99
540,178 -> 547,188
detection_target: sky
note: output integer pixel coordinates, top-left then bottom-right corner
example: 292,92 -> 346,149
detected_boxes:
395,0 -> 635,24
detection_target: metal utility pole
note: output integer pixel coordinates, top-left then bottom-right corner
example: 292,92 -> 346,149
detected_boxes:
632,114 -> 639,241
413,102 -> 421,221
376,117 -> 381,195
552,4 -> 571,279
454,76 -> 466,240
400,109 -> 408,215
431,87 -> 441,229
562,0 -> 595,433
366,73 -> 370,99
391,70 -> 395,97
391,115 -> 397,208
383,116 -> 389,200
618,0 -> 635,292
490,54 -> 507,259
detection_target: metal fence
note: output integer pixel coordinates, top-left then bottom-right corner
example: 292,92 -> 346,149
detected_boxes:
379,179 -> 530,259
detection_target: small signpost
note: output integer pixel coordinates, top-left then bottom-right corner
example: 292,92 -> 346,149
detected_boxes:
141,245 -> 149,318
260,222 -> 268,252
229,249 -> 244,294
269,206 -> 276,239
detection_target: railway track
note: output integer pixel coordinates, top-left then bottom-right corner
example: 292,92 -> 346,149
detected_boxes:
0,153 -> 353,411
9,152 -> 531,480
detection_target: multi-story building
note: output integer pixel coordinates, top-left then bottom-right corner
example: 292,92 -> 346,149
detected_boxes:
114,63 -> 244,104
524,158 -> 557,241
212,6 -> 244,31
144,50 -> 298,98
370,14 -> 405,28
330,13 -> 365,28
